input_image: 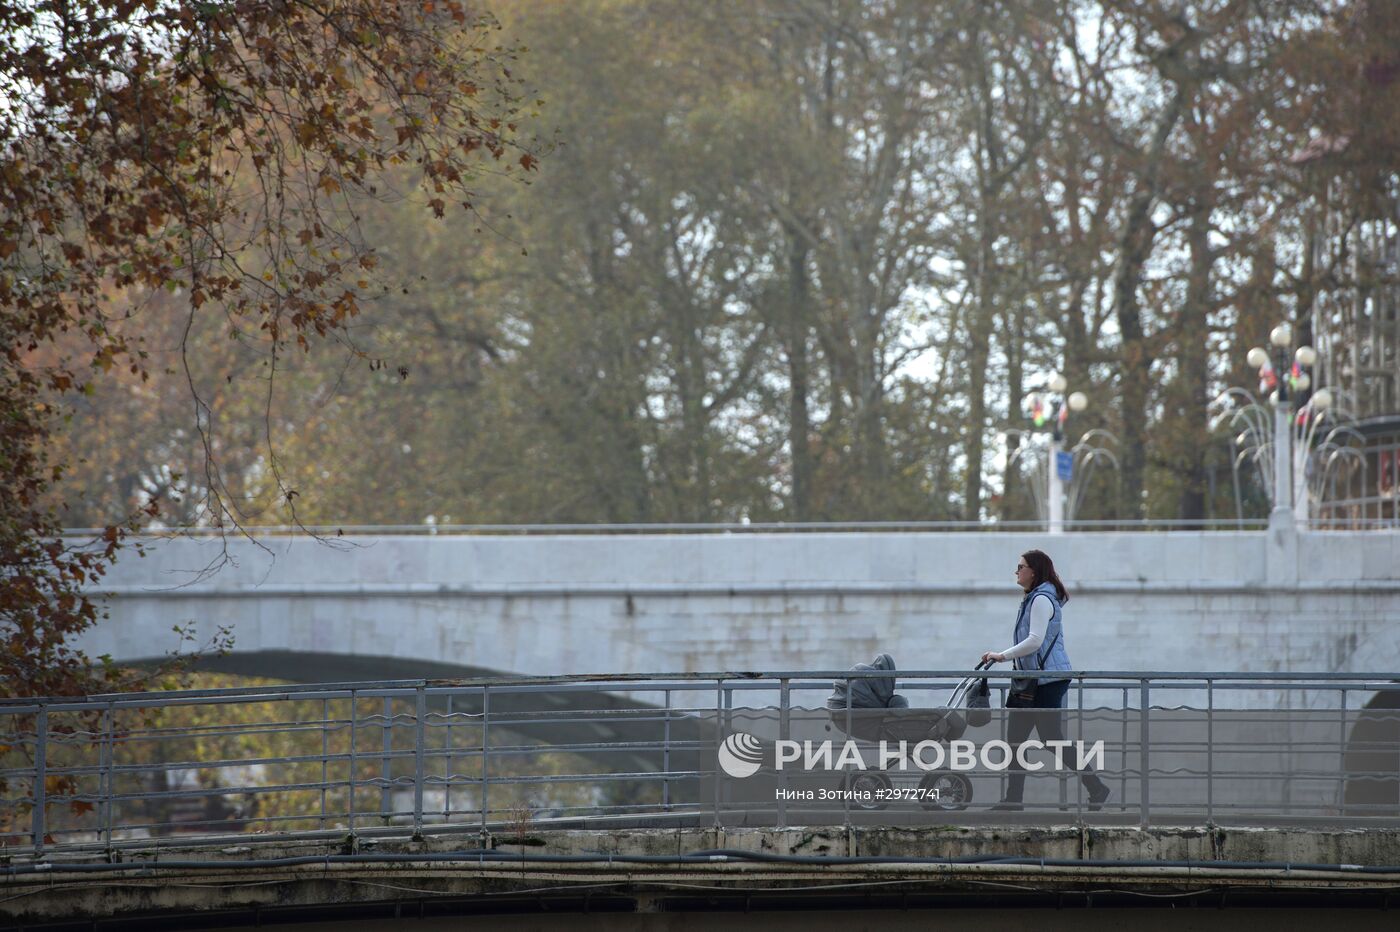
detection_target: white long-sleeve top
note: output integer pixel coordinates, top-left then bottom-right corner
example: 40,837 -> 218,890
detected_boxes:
1001,594 -> 1053,661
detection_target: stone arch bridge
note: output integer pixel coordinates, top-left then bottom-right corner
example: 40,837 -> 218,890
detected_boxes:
74,529 -> 1400,691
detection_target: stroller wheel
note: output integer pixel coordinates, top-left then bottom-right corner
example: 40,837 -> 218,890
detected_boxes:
838,772 -> 892,810
918,771 -> 972,811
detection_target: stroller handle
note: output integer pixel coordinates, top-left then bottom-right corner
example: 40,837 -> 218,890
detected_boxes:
942,659 -> 994,712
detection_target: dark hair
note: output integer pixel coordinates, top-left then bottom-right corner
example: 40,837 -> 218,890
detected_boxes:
1021,549 -> 1069,604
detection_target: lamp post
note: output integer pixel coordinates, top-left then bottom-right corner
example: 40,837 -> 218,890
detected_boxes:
1029,374 -> 1088,534
1244,323 -> 1330,529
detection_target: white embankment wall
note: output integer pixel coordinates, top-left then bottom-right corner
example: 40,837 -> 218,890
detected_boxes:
73,530 -> 1400,687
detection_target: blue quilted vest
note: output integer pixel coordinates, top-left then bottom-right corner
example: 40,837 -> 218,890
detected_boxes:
1012,581 -> 1073,687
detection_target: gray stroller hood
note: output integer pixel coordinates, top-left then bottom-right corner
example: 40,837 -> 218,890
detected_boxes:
827,653 -> 987,744
826,652 -> 909,711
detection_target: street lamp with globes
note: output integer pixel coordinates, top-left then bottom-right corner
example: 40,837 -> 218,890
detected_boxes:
1029,373 -> 1088,534
1244,322 -> 1330,527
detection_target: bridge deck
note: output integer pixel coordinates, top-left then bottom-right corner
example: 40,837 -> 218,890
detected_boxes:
3,824 -> 1400,926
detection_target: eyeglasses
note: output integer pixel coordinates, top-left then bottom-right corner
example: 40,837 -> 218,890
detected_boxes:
1015,563 -> 1029,571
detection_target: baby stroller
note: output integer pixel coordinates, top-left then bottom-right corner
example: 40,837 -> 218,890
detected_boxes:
824,653 -> 993,810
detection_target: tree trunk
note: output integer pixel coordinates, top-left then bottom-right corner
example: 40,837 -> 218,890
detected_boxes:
964,219 -> 995,521
1111,88 -> 1185,519
786,235 -> 814,520
1176,200 -> 1213,523
963,29 -> 1000,523
1000,298 -> 1024,521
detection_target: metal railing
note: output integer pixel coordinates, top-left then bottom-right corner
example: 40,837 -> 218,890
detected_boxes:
62,519 -> 1293,537
2,671 -> 1398,855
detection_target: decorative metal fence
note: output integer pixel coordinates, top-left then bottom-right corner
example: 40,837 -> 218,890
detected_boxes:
2,672 -> 1397,855
64,517 -> 1400,536
65,519 -> 1285,537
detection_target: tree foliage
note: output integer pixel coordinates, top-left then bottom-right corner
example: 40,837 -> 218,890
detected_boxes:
29,2 -> 1400,543
1,0 -> 535,699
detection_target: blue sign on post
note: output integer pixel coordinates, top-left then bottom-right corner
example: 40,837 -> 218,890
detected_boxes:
1056,450 -> 1074,482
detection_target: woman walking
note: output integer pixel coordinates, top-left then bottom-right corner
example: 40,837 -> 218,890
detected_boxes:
981,549 -> 1110,811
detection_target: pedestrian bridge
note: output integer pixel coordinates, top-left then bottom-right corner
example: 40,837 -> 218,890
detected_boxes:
6,670 -> 1397,850
2,671 -> 1398,927
73,528 -> 1400,686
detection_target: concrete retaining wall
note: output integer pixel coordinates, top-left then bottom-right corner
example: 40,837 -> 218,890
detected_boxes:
76,531 -> 1400,681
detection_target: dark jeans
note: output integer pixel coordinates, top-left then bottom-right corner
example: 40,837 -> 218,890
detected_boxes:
1002,679 -> 1106,803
